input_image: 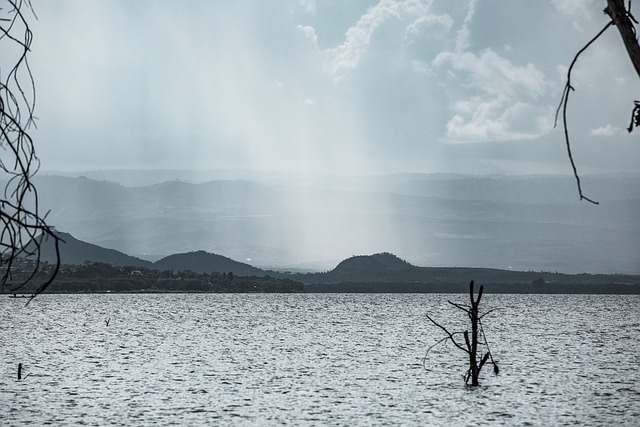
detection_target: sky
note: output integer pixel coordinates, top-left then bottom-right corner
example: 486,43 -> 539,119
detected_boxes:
17,0 -> 640,175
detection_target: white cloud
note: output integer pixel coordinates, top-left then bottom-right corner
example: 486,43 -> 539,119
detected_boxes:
455,0 -> 476,52
405,13 -> 453,38
590,124 -> 625,136
434,49 -> 551,142
434,49 -> 548,98
445,96 -> 553,142
297,24 -> 318,44
26,1 -> 640,175
549,0 -> 599,26
325,0 -> 430,79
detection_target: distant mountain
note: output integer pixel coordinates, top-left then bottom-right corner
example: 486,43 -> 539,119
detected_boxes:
334,252 -> 414,272
153,250 -> 264,276
35,231 -> 152,268
38,232 -> 267,275
22,233 -> 640,293
296,253 -> 640,294
27,173 -> 640,274
317,252 -> 424,283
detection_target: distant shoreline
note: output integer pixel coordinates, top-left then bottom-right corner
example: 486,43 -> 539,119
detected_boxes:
4,282 -> 640,296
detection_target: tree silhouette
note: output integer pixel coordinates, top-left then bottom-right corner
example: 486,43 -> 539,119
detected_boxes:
1,0 -> 60,300
424,281 -> 499,387
557,0 -> 640,204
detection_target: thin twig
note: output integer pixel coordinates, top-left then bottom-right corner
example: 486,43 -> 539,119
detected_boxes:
555,22 -> 613,205
425,313 -> 469,354
478,317 -> 499,375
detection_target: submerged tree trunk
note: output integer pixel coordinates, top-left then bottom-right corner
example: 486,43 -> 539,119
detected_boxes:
467,281 -> 484,386
425,280 -> 498,386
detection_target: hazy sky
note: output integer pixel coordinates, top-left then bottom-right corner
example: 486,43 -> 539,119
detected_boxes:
24,0 -> 640,175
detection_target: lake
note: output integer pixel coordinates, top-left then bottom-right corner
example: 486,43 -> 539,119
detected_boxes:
1,293 -> 639,425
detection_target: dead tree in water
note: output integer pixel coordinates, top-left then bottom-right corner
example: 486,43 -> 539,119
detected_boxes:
425,280 -> 499,386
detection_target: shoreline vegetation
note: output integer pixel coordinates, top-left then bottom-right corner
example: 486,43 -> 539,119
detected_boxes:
3,254 -> 639,295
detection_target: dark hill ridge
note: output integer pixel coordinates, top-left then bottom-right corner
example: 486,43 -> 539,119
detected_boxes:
154,250 -> 263,276
29,232 -> 640,293
34,231 -> 152,268
294,253 -> 640,292
324,252 -> 423,282
333,252 -> 414,272
35,232 -> 264,275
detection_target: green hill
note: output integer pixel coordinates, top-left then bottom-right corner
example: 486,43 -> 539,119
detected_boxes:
154,250 -> 264,276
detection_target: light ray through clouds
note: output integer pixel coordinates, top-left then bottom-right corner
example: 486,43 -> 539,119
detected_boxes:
27,0 -> 640,175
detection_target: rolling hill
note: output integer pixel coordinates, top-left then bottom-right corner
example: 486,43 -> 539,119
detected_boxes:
25,233 -> 640,293
154,250 -> 264,276
297,253 -> 640,293
34,231 -> 152,268
34,231 -> 267,275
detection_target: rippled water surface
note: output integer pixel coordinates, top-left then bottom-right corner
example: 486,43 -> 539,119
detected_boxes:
1,293 -> 639,425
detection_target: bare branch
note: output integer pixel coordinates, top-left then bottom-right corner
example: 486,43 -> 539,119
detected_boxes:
0,0 -> 60,297
555,21 -> 612,205
478,307 -> 501,320
425,313 -> 469,354
447,300 -> 470,312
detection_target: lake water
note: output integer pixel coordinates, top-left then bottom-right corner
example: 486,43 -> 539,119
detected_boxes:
1,293 -> 639,425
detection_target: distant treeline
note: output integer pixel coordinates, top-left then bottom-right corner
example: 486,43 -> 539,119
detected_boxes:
3,259 -> 304,294
3,258 -> 639,295
304,281 -> 640,294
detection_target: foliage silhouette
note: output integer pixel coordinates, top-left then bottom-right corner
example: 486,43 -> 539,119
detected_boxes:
0,0 -> 60,301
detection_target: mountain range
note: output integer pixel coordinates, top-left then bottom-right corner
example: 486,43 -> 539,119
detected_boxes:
37,232 -> 262,275
24,171 -> 640,274
33,231 -> 640,294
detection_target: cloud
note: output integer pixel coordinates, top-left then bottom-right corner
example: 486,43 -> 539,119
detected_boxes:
25,0 -> 640,175
434,49 -> 552,142
455,0 -> 476,52
297,24 -> 318,44
445,96 -> 552,142
434,49 -> 548,98
549,0 -> 600,24
405,13 -> 453,38
590,124 -> 626,136
325,0 -> 430,79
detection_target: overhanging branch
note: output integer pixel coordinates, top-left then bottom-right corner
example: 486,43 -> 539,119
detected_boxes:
606,0 -> 640,79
